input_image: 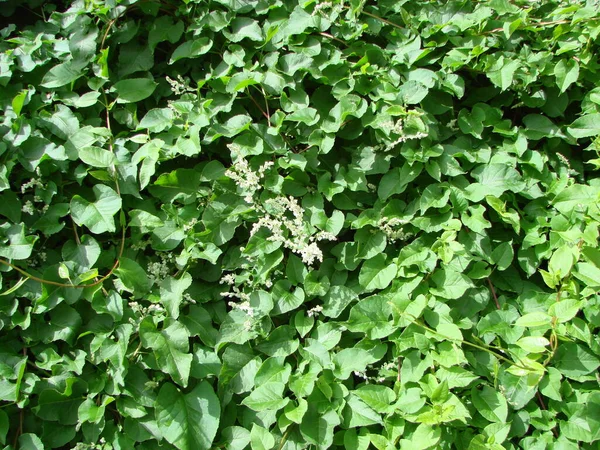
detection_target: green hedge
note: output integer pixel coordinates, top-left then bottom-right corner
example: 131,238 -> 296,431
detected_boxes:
1,0 -> 600,449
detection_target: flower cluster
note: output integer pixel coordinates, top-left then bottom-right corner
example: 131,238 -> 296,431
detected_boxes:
225,144 -> 274,203
165,75 -> 196,95
307,305 -> 323,317
20,176 -> 44,193
147,253 -> 175,283
128,301 -> 165,316
379,113 -> 428,151
378,217 -> 413,243
250,195 -> 337,265
224,152 -> 337,266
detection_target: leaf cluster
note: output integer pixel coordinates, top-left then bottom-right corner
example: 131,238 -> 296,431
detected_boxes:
1,0 -> 600,449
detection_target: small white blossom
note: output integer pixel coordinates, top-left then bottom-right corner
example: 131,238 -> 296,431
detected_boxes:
22,200 -> 35,215
224,151 -> 273,203
307,305 -> 323,317
21,178 -> 43,193
229,300 -> 255,317
219,274 -> 236,285
299,242 -> 323,265
183,218 -> 198,232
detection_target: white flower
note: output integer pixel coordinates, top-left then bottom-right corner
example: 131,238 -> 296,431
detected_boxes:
299,242 -> 323,265
219,274 -> 236,285
307,305 -> 323,317
22,200 -> 35,215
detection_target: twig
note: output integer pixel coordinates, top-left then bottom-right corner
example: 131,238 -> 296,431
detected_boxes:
277,425 -> 294,450
246,91 -> 270,122
483,16 -> 600,34
73,220 -> 81,245
359,9 -> 404,31
487,277 -> 500,309
319,32 -> 347,47
0,258 -> 120,289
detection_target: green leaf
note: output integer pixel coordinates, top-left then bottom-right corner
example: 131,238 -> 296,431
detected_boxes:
250,424 -> 275,450
354,385 -> 396,414
225,18 -> 264,42
115,257 -> 151,296
140,318 -> 193,387
138,108 -> 175,133
78,146 -> 116,168
491,241 -> 513,271
465,164 -> 524,201
346,295 -> 395,339
113,78 -> 157,103
486,56 -> 519,91
40,61 -> 83,88
0,223 -> 38,260
559,392 -> 600,443
241,382 -> 288,411
378,162 -> 422,201
333,348 -> 380,380
471,385 -> 508,423
548,244 -> 575,279
516,336 -> 550,353
553,184 -> 598,214
342,394 -> 383,427
515,312 -> 552,328
322,285 -> 357,318
554,342 -> 600,379
169,38 -> 213,64
0,409 -> 7,445
160,273 -> 193,319
70,184 -> 121,234
554,59 -> 579,94
430,268 -> 472,299
18,433 -> 45,450
155,381 -> 220,450
358,254 -> 397,293
567,113 -> 600,138
300,408 -> 340,448
522,114 -> 564,140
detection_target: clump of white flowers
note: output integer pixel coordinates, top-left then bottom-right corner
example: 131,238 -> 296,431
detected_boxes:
225,144 -> 274,203
225,147 -> 336,266
21,176 -> 44,193
22,200 -> 36,215
165,74 -> 196,95
128,301 -> 165,317
378,110 -> 428,151
147,252 -> 174,283
378,217 -> 413,243
307,305 -> 323,317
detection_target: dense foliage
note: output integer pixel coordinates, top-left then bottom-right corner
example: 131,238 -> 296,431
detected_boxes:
1,0 -> 600,448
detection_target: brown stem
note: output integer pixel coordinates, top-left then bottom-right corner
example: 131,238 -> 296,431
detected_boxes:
359,9 -> 404,31
487,278 -> 500,309
73,220 -> 81,245
484,16 -> 600,34
0,258 -> 120,289
319,32 -> 347,47
247,92 -> 270,121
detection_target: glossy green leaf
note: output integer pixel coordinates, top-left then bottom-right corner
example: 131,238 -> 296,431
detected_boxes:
155,382 -> 220,450
113,78 -> 157,103
70,184 -> 122,234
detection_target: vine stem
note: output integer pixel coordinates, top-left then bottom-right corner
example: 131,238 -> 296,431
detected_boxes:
0,258 -> 120,289
358,9 -> 404,31
400,311 -> 533,371
484,16 -> 600,34
277,425 -> 294,450
487,277 -> 500,309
